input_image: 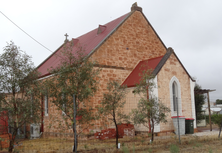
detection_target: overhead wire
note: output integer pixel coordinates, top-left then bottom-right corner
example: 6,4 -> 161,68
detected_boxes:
0,10 -> 68,61
0,10 -> 54,53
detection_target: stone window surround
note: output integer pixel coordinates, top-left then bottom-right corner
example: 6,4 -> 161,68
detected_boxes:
169,76 -> 182,116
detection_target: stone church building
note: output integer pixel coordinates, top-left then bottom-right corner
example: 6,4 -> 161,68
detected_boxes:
37,3 -> 196,135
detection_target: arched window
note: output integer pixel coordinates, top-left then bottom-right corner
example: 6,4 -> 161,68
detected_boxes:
169,76 -> 182,116
172,81 -> 178,111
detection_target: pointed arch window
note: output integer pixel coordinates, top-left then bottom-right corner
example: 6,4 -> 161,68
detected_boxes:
169,76 -> 182,116
172,81 -> 178,111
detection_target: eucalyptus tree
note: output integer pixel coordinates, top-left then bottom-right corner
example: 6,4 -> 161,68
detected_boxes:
0,41 -> 42,153
45,42 -> 100,152
131,68 -> 170,142
98,80 -> 128,149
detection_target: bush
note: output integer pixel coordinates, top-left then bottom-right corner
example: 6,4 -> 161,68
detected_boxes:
214,114 -> 222,127
206,114 -> 222,127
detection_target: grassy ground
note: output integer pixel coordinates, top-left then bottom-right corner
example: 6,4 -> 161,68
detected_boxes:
1,133 -> 221,153
1,125 -> 222,152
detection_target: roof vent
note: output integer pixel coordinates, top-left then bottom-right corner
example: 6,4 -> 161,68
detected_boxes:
97,25 -> 106,34
131,2 -> 142,12
72,38 -> 79,45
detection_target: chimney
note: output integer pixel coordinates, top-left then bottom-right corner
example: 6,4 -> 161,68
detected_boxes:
131,2 -> 142,12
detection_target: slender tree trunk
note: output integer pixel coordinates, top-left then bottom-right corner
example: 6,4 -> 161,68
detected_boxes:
72,124 -> 78,152
8,130 -> 17,153
114,120 -> 118,149
73,94 -> 78,153
151,119 -> 154,142
113,108 -> 118,149
146,86 -> 151,133
9,92 -> 17,153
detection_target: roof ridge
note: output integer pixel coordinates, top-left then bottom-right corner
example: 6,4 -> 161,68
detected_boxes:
152,47 -> 173,76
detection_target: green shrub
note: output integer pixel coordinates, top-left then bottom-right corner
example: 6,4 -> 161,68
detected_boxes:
206,114 -> 222,127
214,114 -> 222,127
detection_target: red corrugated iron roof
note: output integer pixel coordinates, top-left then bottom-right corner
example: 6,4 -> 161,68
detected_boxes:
122,56 -> 163,87
37,13 -> 130,77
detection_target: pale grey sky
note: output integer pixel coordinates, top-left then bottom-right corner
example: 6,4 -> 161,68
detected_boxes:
0,0 -> 222,101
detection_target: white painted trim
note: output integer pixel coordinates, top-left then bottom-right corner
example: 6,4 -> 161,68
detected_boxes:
149,76 -> 158,99
190,79 -> 196,128
37,73 -> 55,81
149,76 -> 160,132
169,76 -> 182,116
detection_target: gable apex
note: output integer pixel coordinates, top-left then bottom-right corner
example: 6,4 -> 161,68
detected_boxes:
37,4 -> 168,78
153,47 -> 195,81
131,2 -> 142,12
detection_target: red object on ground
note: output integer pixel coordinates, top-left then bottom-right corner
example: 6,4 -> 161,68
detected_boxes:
106,128 -> 116,139
94,132 -> 101,139
100,129 -> 116,140
95,124 -> 135,140
0,111 -> 8,134
118,123 -> 135,137
117,125 -> 124,138
0,134 -> 11,149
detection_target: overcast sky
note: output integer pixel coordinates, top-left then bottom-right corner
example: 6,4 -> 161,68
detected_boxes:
0,0 -> 222,102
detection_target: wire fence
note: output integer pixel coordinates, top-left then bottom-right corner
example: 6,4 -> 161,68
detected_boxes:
0,97 -> 196,152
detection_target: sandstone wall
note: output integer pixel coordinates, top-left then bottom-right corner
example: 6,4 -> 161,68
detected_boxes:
157,53 -> 192,132
91,11 -> 166,68
43,10 -> 167,134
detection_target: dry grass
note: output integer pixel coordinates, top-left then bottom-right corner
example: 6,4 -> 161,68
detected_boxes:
1,132 -> 222,153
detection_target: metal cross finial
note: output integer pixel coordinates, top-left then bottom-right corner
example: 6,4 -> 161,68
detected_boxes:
64,33 -> 69,42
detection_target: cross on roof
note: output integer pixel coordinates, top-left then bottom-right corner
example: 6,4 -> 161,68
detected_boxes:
64,33 -> 69,42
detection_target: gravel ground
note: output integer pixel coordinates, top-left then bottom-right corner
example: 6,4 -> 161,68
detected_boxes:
193,130 -> 220,136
